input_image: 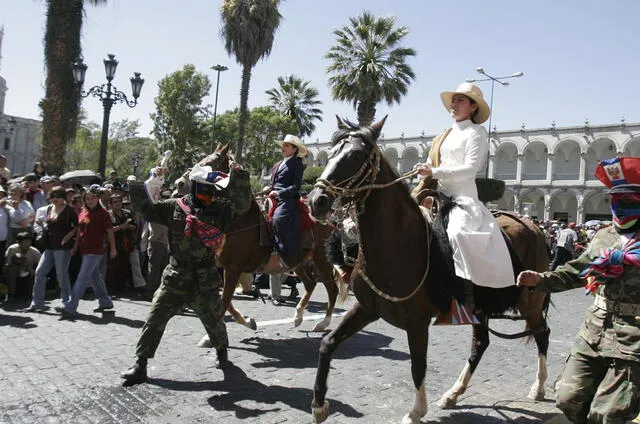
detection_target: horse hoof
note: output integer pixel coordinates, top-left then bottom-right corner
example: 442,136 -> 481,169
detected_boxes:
247,318 -> 257,331
197,335 -> 211,348
401,413 -> 419,424
311,400 -> 329,423
527,385 -> 545,401
293,311 -> 303,327
438,394 -> 457,409
311,318 -> 331,332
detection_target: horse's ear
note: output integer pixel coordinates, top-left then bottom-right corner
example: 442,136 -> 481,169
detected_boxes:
370,115 -> 388,140
215,142 -> 223,152
221,143 -> 229,154
336,115 -> 348,130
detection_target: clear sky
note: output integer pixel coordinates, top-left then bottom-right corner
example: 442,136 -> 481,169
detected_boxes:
0,0 -> 638,143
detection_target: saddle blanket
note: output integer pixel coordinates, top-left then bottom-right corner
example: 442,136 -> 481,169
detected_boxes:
267,199 -> 315,232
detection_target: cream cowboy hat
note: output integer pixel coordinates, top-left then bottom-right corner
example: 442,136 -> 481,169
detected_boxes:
276,134 -> 308,158
440,82 -> 491,124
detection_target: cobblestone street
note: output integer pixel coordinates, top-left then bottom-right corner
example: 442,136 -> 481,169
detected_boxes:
0,286 -> 601,423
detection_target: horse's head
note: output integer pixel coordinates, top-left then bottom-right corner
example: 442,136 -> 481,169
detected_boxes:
308,116 -> 386,220
172,143 -> 234,197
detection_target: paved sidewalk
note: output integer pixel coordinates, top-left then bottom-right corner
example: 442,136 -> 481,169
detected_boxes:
0,286 -> 614,423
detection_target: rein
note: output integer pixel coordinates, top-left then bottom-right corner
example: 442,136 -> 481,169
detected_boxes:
314,138 -> 418,201
356,214 -> 433,302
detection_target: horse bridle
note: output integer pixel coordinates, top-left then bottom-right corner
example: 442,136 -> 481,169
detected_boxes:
314,131 -> 431,303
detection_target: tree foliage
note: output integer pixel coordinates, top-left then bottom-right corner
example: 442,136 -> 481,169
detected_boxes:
40,0 -> 108,175
326,11 -> 416,126
220,0 -> 282,160
214,106 -> 297,176
150,64 -> 212,183
265,74 -> 323,137
66,117 -> 157,179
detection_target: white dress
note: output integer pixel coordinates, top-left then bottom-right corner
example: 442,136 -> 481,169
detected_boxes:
427,119 -> 514,288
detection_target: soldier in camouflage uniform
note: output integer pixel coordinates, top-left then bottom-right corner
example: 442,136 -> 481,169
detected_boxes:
518,157 -> 640,424
121,163 -> 250,385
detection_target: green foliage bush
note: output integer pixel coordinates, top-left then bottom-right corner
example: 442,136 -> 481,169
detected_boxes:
303,166 -> 324,184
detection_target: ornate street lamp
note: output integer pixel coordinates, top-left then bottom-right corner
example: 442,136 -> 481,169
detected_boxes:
210,64 -> 228,152
72,54 -> 144,177
466,67 -> 524,178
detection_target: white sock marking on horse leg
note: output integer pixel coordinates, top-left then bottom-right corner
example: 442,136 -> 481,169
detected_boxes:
402,381 -> 427,424
528,354 -> 547,400
439,362 -> 472,408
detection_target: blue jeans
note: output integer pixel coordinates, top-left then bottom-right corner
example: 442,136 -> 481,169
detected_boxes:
66,254 -> 113,313
30,249 -> 72,309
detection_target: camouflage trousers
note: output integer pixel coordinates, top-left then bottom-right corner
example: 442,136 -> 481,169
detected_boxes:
556,337 -> 640,423
135,282 -> 228,359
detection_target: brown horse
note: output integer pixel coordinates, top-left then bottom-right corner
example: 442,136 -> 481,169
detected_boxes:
177,145 -> 346,332
306,117 -> 551,424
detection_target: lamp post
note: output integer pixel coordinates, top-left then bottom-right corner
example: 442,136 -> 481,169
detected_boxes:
210,64 -> 228,152
466,67 -> 523,177
72,54 -> 144,178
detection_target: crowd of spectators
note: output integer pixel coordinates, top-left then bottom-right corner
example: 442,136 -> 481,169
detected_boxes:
533,219 -> 611,270
0,160 -> 174,314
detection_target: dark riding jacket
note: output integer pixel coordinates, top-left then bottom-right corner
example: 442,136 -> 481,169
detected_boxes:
270,156 -> 304,259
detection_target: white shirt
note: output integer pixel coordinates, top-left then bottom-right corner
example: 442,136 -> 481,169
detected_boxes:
424,119 -> 514,288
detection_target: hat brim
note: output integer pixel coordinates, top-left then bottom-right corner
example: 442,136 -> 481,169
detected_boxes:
440,91 -> 491,124
276,140 -> 308,158
608,184 -> 640,194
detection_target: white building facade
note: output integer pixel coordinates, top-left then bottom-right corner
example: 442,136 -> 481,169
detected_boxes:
305,121 -> 640,224
0,27 -> 41,176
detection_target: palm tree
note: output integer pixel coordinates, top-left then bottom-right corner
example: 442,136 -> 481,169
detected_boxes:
326,11 -> 416,126
40,0 -> 107,175
266,74 -> 323,137
220,0 -> 282,160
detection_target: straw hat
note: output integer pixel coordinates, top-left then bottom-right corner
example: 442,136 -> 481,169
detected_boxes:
440,82 -> 491,124
276,134 -> 308,158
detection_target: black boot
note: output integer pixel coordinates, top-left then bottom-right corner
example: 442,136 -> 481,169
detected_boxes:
216,348 -> 231,369
287,285 -> 299,300
121,357 -> 148,385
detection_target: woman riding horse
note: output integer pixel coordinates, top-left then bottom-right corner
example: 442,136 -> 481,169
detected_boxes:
414,82 -> 514,299
307,116 -> 550,424
263,134 -> 306,269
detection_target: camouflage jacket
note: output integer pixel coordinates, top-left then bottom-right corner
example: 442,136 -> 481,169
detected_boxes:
141,194 -> 231,292
537,225 -> 640,361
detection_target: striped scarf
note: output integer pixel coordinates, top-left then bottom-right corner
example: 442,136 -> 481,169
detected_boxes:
176,198 -> 224,251
578,235 -> 640,294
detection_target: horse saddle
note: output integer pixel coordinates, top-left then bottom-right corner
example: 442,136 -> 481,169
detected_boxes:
259,199 -> 315,250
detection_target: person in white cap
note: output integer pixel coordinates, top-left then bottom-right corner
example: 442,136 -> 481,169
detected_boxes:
264,134 -> 307,268
413,82 -> 514,294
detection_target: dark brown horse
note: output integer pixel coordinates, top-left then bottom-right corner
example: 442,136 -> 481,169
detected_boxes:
306,117 -> 551,424
177,145 -> 346,332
